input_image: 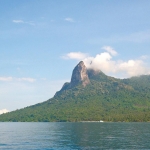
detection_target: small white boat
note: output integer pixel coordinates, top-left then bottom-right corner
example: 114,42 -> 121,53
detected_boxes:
99,120 -> 104,122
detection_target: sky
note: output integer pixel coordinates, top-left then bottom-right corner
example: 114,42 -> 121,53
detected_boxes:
1,0 -> 150,113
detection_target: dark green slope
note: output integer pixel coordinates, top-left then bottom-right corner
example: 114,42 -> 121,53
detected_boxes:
0,62 -> 150,122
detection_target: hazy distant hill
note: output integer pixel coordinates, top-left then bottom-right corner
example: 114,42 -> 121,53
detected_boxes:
0,61 -> 150,122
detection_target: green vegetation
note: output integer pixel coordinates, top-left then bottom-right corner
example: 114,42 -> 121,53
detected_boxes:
0,72 -> 150,122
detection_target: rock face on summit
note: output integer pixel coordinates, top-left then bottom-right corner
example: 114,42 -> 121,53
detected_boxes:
56,61 -> 90,94
70,61 -> 90,87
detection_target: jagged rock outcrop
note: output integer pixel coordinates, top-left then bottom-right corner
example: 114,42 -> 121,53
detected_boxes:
70,61 -> 90,87
55,61 -> 90,96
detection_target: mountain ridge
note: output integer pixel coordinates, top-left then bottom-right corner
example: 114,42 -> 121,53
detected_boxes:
0,61 -> 150,122
55,61 -> 133,97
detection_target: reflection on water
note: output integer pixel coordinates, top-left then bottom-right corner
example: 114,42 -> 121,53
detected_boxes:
0,122 -> 150,149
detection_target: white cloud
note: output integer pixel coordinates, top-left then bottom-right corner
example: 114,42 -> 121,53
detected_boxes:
62,47 -> 150,78
62,52 -> 88,60
0,77 -> 13,81
0,109 -> 9,115
64,18 -> 75,22
12,20 -> 35,26
114,59 -> 150,77
84,52 -> 115,72
0,77 -> 36,83
83,47 -> 150,78
17,78 -> 36,83
102,46 -> 118,56
13,20 -> 24,23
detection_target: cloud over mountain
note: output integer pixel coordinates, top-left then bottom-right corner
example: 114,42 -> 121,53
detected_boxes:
63,46 -> 150,78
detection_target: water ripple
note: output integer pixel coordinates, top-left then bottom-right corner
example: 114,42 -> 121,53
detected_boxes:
0,122 -> 150,149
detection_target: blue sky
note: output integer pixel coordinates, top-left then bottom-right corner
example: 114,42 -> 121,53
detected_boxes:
1,0 -> 150,113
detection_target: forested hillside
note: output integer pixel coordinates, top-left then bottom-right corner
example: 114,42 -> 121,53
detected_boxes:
0,61 -> 150,122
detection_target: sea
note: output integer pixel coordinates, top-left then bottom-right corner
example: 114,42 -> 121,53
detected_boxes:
0,122 -> 150,149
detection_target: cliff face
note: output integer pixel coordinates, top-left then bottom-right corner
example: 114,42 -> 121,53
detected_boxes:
70,61 -> 90,87
55,61 -> 90,95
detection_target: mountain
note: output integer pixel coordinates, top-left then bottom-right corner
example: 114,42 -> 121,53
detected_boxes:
0,61 -> 150,122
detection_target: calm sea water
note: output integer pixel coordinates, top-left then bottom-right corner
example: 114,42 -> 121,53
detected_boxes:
0,122 -> 150,149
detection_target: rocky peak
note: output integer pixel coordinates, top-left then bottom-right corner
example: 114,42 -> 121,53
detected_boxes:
70,61 -> 90,87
